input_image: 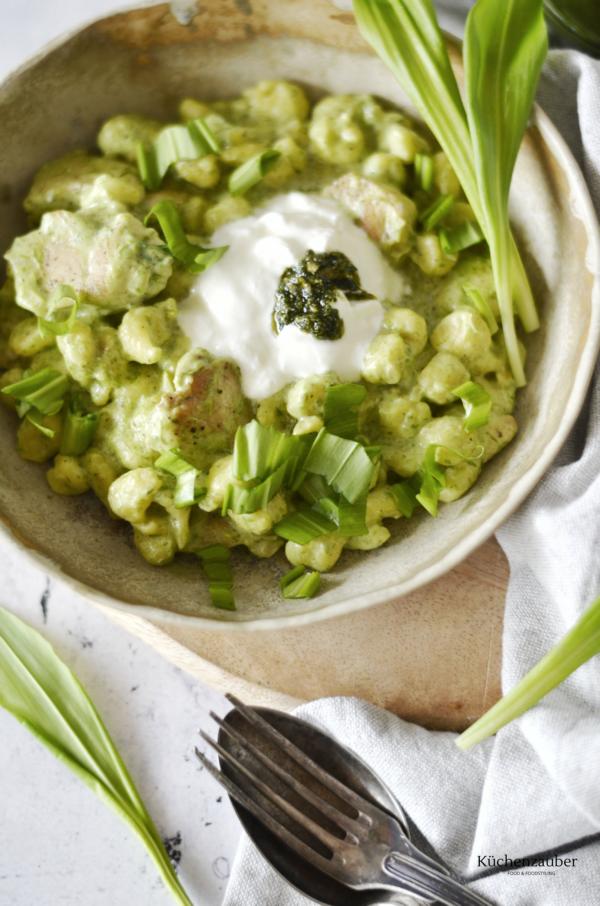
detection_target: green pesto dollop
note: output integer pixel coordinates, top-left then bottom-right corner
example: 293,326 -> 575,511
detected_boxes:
272,249 -> 374,341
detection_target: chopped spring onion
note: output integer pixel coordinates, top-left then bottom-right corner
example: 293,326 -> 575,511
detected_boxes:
303,428 -> 376,504
463,284 -> 499,334
279,565 -> 305,590
136,144 -> 160,192
222,462 -> 287,515
416,445 -> 447,517
60,396 -> 98,455
274,507 -> 337,544
414,152 -> 434,191
0,607 -> 193,906
420,194 -> 455,232
228,149 -> 281,196
280,567 -> 321,599
188,116 -> 221,154
26,411 -> 56,438
284,434 -> 314,491
1,368 -> 68,416
452,380 -> 492,430
137,117 -> 220,190
353,0 -> 545,385
439,220 -> 484,254
313,494 -> 368,537
154,448 -> 204,508
457,593 -> 600,750
172,469 -> 202,508
145,200 -> 228,274
38,285 -> 79,337
299,473 -> 332,505
391,475 -> 421,518
394,445 -> 476,519
337,496 -> 368,537
232,420 -> 299,482
155,448 -> 196,478
196,545 -> 235,610
298,475 -> 369,538
323,383 -> 367,440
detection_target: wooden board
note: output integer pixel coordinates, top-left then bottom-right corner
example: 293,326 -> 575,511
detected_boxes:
100,537 -> 508,731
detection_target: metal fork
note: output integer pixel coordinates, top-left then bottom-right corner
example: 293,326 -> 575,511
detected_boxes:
196,695 -> 492,906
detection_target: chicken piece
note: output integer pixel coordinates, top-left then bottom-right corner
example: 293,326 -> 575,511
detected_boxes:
325,173 -> 417,259
165,358 -> 252,470
5,208 -> 172,317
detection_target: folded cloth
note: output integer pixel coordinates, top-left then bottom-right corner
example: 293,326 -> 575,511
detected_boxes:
223,49 -> 600,906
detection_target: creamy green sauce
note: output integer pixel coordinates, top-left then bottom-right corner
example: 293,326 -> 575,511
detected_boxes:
0,80 -> 521,579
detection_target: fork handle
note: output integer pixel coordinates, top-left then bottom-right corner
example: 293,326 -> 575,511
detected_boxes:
380,851 -> 494,906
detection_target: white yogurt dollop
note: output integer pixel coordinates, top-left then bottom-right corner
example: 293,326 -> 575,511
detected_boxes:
177,192 -> 406,399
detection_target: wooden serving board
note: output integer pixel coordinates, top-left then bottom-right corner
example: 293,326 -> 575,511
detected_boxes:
101,537 -> 508,731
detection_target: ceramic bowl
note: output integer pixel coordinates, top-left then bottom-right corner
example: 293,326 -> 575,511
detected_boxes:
0,0 -> 598,630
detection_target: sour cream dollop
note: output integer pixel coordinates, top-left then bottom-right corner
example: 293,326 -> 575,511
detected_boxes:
177,192 -> 406,399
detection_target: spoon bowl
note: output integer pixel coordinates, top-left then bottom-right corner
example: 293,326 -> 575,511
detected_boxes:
219,706 -> 440,905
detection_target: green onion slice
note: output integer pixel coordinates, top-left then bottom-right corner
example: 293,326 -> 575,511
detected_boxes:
145,200 -> 228,274
280,567 -> 321,599
303,428 -> 376,504
420,194 -> 455,232
26,411 -> 56,438
222,462 -> 287,516
38,285 -> 80,337
155,448 -> 205,508
439,220 -> 484,254
136,144 -> 160,192
274,507 -> 337,544
60,396 -> 98,456
155,448 -> 195,477
299,474 -> 332,505
414,152 -> 434,191
463,285 -> 499,335
1,368 -> 68,416
336,496 -> 368,537
137,117 -> 220,190
452,380 -> 492,430
279,565 -> 305,591
232,420 -> 302,482
416,445 -> 447,517
187,117 -> 221,154
390,475 -> 421,518
323,383 -> 367,440
196,545 -> 235,610
228,149 -> 281,196
172,469 -> 202,508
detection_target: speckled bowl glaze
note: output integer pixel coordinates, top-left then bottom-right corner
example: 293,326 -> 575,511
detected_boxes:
0,0 -> 598,631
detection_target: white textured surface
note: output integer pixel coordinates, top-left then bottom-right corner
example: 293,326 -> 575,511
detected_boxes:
0,9 -> 240,905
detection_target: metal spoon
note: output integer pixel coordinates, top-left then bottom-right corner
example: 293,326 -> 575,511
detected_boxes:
217,704 -> 467,906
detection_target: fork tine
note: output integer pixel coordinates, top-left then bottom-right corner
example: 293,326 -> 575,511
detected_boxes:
200,730 -> 356,851
211,711 -> 366,839
194,746 -> 335,876
226,694 -> 377,818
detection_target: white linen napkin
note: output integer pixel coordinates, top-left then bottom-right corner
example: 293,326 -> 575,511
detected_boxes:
223,49 -> 600,906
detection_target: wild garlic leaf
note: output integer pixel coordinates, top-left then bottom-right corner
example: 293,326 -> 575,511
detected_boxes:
0,607 -> 193,906
463,0 -> 547,384
352,0 -> 544,384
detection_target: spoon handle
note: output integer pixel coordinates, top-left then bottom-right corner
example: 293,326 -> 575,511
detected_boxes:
379,850 -> 494,906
